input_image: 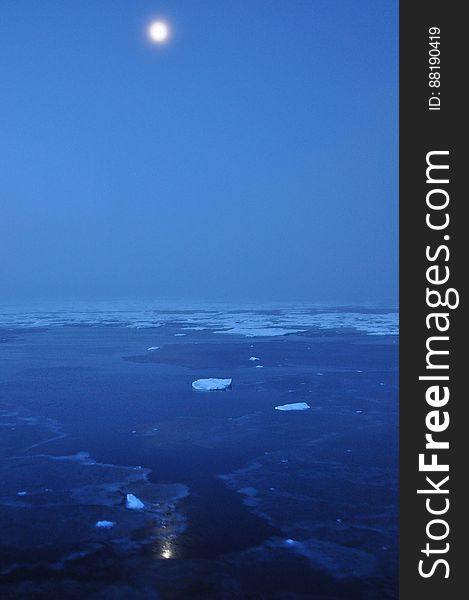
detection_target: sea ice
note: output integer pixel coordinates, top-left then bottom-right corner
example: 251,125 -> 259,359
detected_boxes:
249,357 -> 260,361
275,402 -> 310,412
126,493 -> 145,510
0,304 -> 398,336
192,378 -> 232,391
255,365 -> 264,368
147,346 -> 160,351
95,520 -> 116,529
174,333 -> 186,337
215,327 -> 301,337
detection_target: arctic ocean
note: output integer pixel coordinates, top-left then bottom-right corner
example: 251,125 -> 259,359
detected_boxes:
0,304 -> 398,599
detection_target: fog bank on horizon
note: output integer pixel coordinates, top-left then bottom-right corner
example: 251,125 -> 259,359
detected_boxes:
0,0 -> 397,306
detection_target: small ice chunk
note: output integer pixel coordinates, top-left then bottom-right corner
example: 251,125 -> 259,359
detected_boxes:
249,356 -> 260,361
126,493 -> 144,510
192,378 -> 232,391
275,402 -> 310,412
284,538 -> 297,546
17,491 -> 27,496
255,365 -> 264,368
95,520 -> 116,529
174,333 -> 186,337
147,346 -> 160,351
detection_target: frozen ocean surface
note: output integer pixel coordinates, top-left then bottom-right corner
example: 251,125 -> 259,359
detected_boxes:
0,304 -> 398,599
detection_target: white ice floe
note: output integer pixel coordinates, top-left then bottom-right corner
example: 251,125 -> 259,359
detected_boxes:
174,333 -> 186,337
126,493 -> 145,510
17,491 -> 27,496
284,538 -> 299,546
275,402 -> 311,411
249,357 -> 260,361
95,520 -> 116,529
192,378 -> 232,392
147,346 -> 160,351
255,365 -> 264,368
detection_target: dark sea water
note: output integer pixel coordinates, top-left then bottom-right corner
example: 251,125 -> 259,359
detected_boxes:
0,306 -> 398,599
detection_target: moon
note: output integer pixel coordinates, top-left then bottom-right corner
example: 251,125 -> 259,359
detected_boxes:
148,21 -> 170,44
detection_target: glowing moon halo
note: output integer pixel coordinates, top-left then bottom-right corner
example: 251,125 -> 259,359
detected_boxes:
148,21 -> 170,44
